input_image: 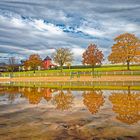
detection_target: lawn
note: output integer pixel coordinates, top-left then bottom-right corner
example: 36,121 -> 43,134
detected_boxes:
1,64 -> 140,77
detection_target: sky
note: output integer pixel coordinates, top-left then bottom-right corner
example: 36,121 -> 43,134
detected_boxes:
0,0 -> 140,64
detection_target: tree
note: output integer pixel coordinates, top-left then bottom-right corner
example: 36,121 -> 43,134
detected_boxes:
24,54 -> 42,73
109,87 -> 140,124
66,62 -> 71,69
23,87 -> 42,104
53,90 -> 74,111
52,48 -> 73,71
8,57 -> 16,77
108,33 -> 140,70
82,44 -> 104,76
83,90 -> 104,114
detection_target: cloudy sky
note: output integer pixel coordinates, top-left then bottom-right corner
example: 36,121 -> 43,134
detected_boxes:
0,0 -> 140,64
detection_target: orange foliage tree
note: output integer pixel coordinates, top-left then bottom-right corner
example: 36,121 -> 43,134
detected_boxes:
53,90 -> 74,111
109,87 -> 140,124
23,87 -> 42,104
108,33 -> 140,70
83,90 -> 105,114
24,54 -> 42,73
82,44 -> 104,76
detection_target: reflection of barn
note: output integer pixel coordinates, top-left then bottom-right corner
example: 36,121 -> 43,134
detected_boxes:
43,88 -> 52,102
43,56 -> 56,69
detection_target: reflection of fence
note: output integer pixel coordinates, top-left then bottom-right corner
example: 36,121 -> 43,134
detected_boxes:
1,81 -> 140,90
1,70 -> 140,77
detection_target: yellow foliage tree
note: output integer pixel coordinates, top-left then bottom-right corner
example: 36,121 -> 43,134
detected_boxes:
108,33 -> 140,70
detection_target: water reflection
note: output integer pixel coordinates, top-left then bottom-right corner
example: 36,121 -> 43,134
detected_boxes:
82,90 -> 105,114
0,86 -> 56,104
23,88 -> 42,104
109,87 -> 140,124
0,86 -> 140,124
53,90 -> 74,111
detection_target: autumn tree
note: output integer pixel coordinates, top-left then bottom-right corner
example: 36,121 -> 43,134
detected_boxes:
52,48 -> 73,71
24,54 -> 42,73
83,90 -> 105,114
23,87 -> 42,104
53,90 -> 74,111
42,88 -> 53,102
108,33 -> 140,70
109,87 -> 140,124
82,44 -> 104,76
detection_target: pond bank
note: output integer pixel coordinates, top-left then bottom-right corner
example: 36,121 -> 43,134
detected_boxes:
0,76 -> 140,82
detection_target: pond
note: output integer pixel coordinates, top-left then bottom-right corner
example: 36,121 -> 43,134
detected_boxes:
0,82 -> 140,140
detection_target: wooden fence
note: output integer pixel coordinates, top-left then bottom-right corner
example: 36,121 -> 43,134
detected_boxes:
1,70 -> 140,78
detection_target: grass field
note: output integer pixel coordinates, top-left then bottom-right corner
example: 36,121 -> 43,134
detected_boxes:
1,64 -> 140,77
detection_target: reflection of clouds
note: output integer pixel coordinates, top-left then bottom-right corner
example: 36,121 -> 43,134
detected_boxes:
109,89 -> 140,125
53,90 -> 74,111
82,90 -> 105,114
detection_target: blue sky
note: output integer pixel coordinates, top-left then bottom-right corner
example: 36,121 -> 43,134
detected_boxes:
0,0 -> 140,64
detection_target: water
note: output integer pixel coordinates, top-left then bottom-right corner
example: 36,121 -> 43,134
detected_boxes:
0,84 -> 140,140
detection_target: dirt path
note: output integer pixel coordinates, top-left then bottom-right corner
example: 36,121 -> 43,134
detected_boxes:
0,76 -> 140,82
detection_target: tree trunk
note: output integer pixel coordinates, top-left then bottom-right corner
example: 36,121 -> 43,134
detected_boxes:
60,65 -> 63,72
128,86 -> 130,95
34,69 -> 35,73
127,61 -> 130,70
92,65 -> 94,78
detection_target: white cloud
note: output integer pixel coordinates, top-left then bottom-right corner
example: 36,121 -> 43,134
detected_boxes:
33,20 -> 64,35
77,26 -> 105,37
0,0 -> 140,64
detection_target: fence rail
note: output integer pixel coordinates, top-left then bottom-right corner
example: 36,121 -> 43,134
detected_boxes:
1,70 -> 140,78
1,81 -> 140,89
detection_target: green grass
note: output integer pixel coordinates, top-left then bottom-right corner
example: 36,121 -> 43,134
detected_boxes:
1,64 -> 140,77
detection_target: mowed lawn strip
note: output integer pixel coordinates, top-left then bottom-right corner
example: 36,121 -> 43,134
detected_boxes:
1,65 -> 140,77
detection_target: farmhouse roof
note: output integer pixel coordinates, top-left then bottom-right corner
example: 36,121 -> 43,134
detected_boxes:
44,56 -> 52,61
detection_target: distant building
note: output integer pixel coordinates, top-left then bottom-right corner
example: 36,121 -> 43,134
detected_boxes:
43,56 -> 56,69
0,63 -> 7,72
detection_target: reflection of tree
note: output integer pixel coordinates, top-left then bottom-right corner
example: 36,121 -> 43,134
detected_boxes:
53,90 -> 74,111
109,88 -> 140,124
8,94 -> 16,103
23,88 -> 42,104
42,88 -> 53,102
83,90 -> 105,114
0,86 -> 20,103
0,86 -> 57,105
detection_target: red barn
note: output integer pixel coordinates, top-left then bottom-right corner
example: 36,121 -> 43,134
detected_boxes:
43,56 -> 56,69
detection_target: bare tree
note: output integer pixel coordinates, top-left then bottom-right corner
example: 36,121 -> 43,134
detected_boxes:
52,48 -> 73,71
8,57 -> 16,76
